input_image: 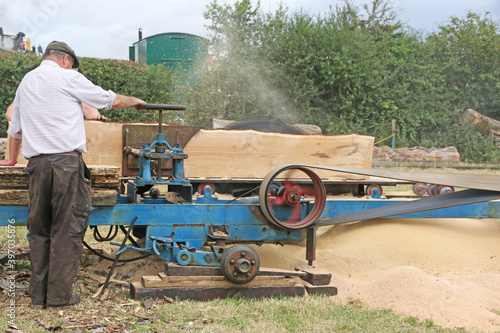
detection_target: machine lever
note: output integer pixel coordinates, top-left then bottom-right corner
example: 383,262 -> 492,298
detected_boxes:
99,216 -> 138,297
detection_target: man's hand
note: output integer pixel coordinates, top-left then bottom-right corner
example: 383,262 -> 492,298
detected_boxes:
112,94 -> 146,109
0,159 -> 15,166
96,114 -> 110,122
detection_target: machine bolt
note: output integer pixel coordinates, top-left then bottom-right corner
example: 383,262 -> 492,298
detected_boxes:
233,272 -> 239,277
251,260 -> 256,265
241,252 -> 247,257
230,259 -> 235,265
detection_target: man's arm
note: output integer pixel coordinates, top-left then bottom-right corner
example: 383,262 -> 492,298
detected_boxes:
112,94 -> 146,109
0,137 -> 22,166
5,104 -> 14,122
82,103 -> 109,121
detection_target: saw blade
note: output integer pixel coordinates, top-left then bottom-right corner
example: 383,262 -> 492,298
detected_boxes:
313,189 -> 500,227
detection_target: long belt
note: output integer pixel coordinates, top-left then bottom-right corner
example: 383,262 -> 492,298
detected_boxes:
262,164 -> 500,228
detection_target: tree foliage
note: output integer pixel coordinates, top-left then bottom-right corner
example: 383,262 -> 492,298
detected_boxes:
183,0 -> 500,163
1,1 -> 499,163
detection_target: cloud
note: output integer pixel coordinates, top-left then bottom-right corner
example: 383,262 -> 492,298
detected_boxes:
1,0 -> 498,60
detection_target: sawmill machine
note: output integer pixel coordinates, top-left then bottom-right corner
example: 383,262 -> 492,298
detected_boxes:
2,104 -> 500,284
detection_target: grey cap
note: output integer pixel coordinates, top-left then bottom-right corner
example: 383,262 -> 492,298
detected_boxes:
45,41 -> 79,68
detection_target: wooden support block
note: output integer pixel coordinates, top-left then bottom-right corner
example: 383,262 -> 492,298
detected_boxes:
142,274 -> 296,288
130,281 -> 306,301
298,266 -> 332,286
293,277 -> 338,296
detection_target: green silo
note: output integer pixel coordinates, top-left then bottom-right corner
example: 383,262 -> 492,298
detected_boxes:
130,31 -> 209,85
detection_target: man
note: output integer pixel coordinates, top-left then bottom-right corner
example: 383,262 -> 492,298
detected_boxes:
0,41 -> 145,309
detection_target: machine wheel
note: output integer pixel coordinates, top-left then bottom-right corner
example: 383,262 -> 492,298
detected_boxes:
259,166 -> 326,229
176,250 -> 193,266
438,185 -> 455,195
366,184 -> 383,197
197,183 -> 216,195
412,182 -> 428,196
221,245 -> 260,284
427,184 -> 440,196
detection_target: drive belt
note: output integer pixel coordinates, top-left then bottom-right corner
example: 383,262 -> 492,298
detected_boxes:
262,164 -> 500,228
298,164 -> 500,192
313,189 -> 500,227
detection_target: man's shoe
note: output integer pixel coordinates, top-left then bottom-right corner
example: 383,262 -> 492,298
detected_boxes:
31,302 -> 46,310
46,294 -> 81,310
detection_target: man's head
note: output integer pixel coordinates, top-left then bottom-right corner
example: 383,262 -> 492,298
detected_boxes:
43,41 -> 79,69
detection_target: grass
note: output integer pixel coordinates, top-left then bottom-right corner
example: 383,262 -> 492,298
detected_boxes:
2,293 -> 466,333
0,226 -> 473,333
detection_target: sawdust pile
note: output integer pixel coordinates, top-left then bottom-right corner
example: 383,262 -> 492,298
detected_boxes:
256,218 -> 500,332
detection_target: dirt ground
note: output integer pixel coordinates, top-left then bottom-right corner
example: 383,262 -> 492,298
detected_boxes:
81,216 -> 500,332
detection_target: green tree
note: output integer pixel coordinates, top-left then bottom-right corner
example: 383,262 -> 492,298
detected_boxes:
427,12 -> 500,118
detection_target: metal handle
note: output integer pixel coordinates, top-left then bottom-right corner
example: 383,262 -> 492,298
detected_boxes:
136,104 -> 186,111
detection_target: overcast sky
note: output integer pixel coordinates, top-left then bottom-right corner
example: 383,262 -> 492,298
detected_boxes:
1,0 -> 498,60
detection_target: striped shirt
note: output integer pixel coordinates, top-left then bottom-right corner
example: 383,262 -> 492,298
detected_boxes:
8,60 -> 116,158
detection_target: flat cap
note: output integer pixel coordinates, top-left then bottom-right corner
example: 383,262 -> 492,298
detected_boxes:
45,41 -> 79,68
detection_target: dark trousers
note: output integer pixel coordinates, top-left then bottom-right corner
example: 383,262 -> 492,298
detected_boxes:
26,154 -> 92,306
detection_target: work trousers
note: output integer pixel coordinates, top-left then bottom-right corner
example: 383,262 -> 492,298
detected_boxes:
26,154 -> 92,306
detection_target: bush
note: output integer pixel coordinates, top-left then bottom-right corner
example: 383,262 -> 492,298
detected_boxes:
0,52 -> 176,136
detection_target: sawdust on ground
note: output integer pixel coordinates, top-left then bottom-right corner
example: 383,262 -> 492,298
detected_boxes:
81,217 -> 500,332
256,218 -> 500,332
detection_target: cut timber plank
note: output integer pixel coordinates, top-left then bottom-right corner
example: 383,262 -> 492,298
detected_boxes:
6,120 -> 127,170
0,189 -> 29,205
184,129 -> 374,180
142,274 -> 296,288
0,165 -> 120,190
83,120 -> 123,169
0,166 -> 28,189
130,281 -> 306,301
0,189 -> 117,206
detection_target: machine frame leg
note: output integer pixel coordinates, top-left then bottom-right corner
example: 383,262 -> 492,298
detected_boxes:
306,228 -> 316,266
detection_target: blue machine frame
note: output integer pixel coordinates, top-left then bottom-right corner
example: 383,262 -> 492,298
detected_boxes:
2,191 -> 499,267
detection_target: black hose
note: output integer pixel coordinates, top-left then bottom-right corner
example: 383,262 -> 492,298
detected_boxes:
92,225 -> 118,242
82,240 -> 151,262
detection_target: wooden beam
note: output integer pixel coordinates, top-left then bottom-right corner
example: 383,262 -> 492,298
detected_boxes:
142,274 -> 296,288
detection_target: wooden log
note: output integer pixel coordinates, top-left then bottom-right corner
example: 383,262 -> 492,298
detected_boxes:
463,108 -> 500,132
373,146 -> 460,164
184,129 -> 374,180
